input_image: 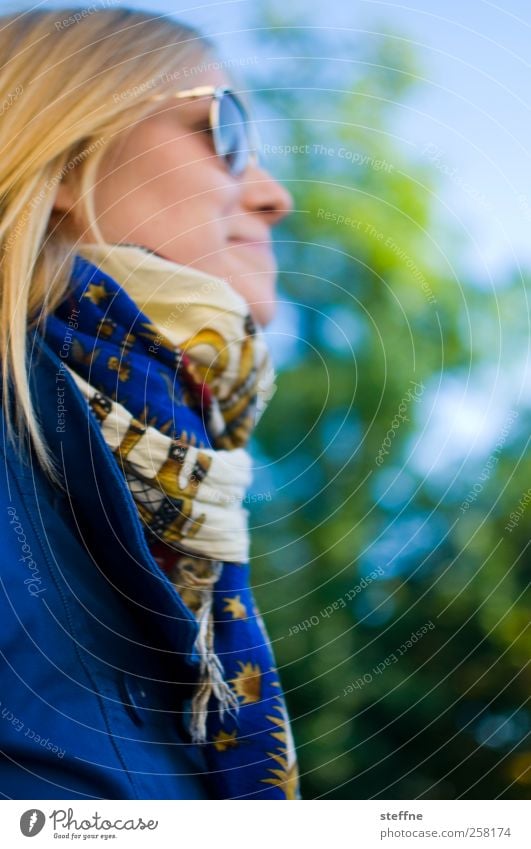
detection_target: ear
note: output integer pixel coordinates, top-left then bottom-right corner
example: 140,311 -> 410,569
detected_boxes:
53,180 -> 75,213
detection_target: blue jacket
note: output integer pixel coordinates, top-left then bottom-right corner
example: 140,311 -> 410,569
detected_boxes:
0,333 -> 213,799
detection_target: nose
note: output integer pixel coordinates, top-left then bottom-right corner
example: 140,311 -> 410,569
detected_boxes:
240,159 -> 294,226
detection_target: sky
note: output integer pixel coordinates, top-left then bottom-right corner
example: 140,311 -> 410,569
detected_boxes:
89,0 -> 531,280
10,0 -> 531,468
16,0 -> 531,278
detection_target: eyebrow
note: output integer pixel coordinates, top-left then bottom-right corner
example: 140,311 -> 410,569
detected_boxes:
168,101 -> 210,130
189,114 -> 210,129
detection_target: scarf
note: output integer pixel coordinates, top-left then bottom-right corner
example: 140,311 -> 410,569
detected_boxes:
44,243 -> 300,800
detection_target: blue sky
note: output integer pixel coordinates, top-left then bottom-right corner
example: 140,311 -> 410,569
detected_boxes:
98,0 -> 531,280
6,0 -> 528,472
18,0 -> 531,278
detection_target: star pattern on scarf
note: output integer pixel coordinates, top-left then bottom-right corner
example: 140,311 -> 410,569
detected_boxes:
45,249 -> 301,800
222,595 -> 248,620
212,729 -> 239,752
229,661 -> 262,704
82,282 -> 108,305
261,694 -> 300,800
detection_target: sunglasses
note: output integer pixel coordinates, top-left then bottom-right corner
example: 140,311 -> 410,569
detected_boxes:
146,85 -> 260,176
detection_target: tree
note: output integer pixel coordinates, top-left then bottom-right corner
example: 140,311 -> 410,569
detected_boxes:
242,13 -> 531,799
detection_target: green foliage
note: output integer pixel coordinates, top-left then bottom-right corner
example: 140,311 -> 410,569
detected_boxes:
245,19 -> 531,799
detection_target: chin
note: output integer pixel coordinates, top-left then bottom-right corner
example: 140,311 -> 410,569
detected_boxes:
248,281 -> 277,328
251,301 -> 276,327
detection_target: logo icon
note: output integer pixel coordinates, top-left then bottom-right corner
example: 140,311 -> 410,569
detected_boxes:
20,809 -> 45,837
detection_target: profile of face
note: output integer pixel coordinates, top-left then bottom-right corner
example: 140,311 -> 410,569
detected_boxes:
54,64 -> 294,327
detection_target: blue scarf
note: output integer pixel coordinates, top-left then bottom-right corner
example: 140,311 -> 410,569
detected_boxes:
44,246 -> 300,800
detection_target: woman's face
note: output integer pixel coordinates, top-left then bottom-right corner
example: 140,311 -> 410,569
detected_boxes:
57,66 -> 293,326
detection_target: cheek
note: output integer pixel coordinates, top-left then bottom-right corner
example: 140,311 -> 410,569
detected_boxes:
99,137 -> 233,249
157,167 -> 236,264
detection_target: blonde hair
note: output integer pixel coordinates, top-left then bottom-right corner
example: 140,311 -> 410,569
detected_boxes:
0,7 -> 213,480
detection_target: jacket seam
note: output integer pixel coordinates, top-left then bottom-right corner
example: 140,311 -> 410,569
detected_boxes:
34,334 -> 201,662
4,453 -> 141,800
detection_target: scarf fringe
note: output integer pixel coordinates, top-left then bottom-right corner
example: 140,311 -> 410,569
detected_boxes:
45,245 -> 301,796
171,556 -> 240,744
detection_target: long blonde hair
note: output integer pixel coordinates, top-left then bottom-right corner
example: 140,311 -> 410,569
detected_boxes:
0,7 -> 212,479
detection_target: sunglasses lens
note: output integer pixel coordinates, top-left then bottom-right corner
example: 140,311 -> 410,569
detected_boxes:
217,92 -> 251,175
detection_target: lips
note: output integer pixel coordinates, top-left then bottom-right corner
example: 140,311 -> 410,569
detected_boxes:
228,236 -> 273,252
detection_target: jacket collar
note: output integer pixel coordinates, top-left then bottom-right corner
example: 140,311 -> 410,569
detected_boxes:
29,330 -> 201,670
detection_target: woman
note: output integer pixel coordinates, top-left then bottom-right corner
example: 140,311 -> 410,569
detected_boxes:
0,7 -> 299,800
